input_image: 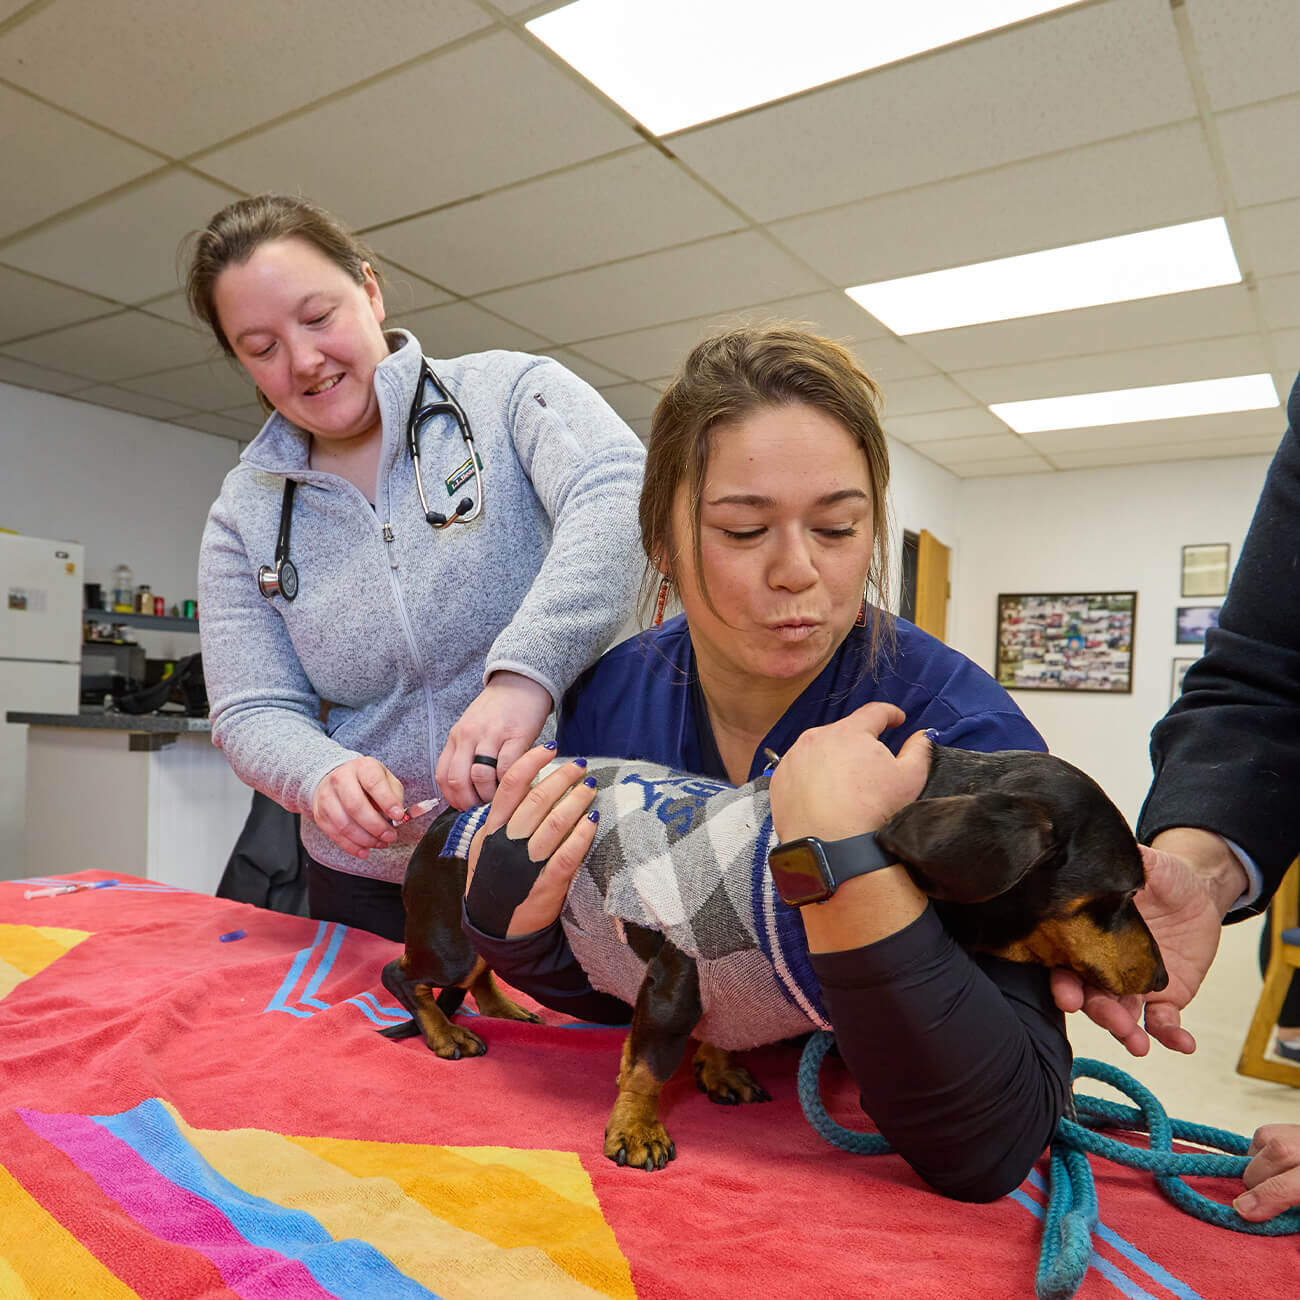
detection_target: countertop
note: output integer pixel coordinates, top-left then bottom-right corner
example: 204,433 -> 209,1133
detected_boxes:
6,710 -> 210,734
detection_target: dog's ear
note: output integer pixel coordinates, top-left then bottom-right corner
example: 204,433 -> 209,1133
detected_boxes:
875,793 -> 1057,903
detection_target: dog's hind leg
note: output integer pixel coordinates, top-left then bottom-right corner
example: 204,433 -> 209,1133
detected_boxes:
605,939 -> 702,1172
691,1042 -> 771,1106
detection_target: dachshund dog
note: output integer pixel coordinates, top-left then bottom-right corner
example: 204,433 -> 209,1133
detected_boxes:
379,745 -> 1166,1170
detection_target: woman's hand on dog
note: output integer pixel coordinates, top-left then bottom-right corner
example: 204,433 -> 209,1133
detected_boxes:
769,703 -> 933,954
768,701 -> 932,843
465,744 -> 598,937
311,756 -> 404,858
437,671 -> 554,809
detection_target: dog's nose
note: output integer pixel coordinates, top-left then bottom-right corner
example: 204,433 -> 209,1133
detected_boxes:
1146,950 -> 1169,994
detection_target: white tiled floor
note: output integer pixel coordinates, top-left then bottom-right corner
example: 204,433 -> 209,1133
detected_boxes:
1066,913 -> 1300,1137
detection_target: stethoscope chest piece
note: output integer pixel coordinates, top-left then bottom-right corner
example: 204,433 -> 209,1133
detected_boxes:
257,557 -> 298,601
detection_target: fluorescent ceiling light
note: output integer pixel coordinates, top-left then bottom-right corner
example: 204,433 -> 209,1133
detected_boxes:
528,0 -> 1087,135
991,375 -> 1279,434
846,219 -> 1242,335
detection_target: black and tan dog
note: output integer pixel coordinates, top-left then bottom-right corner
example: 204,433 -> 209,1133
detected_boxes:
380,745 -> 1167,1170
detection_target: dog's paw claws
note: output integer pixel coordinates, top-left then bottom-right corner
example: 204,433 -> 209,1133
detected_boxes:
615,1148 -> 627,1167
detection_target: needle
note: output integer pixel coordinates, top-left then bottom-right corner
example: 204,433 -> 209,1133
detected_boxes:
390,796 -> 444,827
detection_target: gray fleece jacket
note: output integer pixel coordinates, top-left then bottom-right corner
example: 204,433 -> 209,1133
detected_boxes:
198,331 -> 646,881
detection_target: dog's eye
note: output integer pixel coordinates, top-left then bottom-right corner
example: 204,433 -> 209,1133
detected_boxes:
1079,890 -> 1139,931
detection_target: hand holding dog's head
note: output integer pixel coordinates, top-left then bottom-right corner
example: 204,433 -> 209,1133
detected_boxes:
876,747 -> 1168,998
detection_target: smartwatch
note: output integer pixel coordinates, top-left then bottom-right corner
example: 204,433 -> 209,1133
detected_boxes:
767,832 -> 896,907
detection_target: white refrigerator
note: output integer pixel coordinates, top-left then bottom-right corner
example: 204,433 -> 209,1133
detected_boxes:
1,532 -> 85,879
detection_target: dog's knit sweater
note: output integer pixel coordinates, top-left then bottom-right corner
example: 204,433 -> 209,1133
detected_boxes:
444,759 -> 830,1049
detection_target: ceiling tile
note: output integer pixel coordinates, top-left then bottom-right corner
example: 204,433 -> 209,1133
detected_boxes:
0,265 -> 117,346
369,147 -> 743,295
538,347 -> 628,388
175,411 -> 258,441
67,386 -> 196,421
595,382 -> 661,423
954,334 -> 1274,404
218,403 -> 268,425
0,86 -> 162,240
137,291 -> 201,329
878,374 -> 977,417
1217,95 -> 1300,207
1256,272 -> 1300,329
884,407 -> 1007,445
1270,330 -> 1300,378
943,454 -> 1054,478
193,31 -> 639,229
1048,435 -> 1282,470
119,357 -> 255,410
669,0 -> 1193,221
1185,0 -> 1300,111
5,311 -> 217,383
0,0 -> 490,156
770,122 -> 1218,285
0,169 -> 243,304
398,300 -> 549,356
906,286 -> 1260,374
372,263 -> 452,316
1027,406 -> 1284,454
909,433 -> 1030,462
478,231 -> 823,341
1238,199 -> 1300,277
0,353 -> 87,394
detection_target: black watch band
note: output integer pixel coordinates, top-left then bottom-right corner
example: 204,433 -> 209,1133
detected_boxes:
767,832 -> 896,907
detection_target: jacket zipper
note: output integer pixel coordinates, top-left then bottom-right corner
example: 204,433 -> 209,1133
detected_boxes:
380,518 -> 442,800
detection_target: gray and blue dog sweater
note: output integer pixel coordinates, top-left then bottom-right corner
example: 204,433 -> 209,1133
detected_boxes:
443,758 -> 830,1050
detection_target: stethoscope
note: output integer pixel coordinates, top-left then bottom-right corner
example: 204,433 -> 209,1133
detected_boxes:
258,360 -> 484,601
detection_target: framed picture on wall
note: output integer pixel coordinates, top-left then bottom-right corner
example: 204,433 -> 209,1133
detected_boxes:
1175,605 -> 1220,644
1170,657 -> 1197,705
995,591 -> 1136,694
1180,543 -> 1230,598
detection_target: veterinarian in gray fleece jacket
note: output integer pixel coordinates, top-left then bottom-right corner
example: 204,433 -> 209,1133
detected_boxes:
198,330 -> 645,893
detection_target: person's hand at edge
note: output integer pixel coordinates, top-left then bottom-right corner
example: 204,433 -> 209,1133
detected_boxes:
311,755 -> 403,859
437,671 -> 554,809
1235,1124 -> 1300,1221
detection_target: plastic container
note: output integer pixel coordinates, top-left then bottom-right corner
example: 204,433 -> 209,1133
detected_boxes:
111,563 -> 133,612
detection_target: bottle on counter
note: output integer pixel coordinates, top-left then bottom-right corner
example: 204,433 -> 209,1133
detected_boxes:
112,563 -> 133,613
135,584 -> 152,614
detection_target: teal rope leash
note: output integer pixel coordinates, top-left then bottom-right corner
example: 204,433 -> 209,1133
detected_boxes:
796,1031 -> 1300,1300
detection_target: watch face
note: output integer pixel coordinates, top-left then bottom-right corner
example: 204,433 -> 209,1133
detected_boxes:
768,840 -> 832,906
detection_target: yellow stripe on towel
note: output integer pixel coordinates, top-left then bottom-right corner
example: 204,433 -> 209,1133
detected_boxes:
0,1161 -> 140,1300
0,924 -> 93,998
162,1103 -> 633,1300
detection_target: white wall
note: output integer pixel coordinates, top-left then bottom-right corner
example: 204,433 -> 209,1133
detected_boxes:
948,452 -> 1275,827
884,436 -> 962,607
0,382 -> 242,659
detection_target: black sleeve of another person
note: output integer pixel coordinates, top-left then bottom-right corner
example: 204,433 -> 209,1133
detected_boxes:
811,906 -> 1071,1203
1136,372 -> 1300,916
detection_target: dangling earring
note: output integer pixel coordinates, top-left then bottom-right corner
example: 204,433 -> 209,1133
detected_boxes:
855,588 -> 868,627
653,574 -> 672,628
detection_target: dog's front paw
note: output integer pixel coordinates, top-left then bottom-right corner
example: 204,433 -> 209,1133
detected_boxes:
424,1022 -> 488,1060
604,1120 -> 675,1172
